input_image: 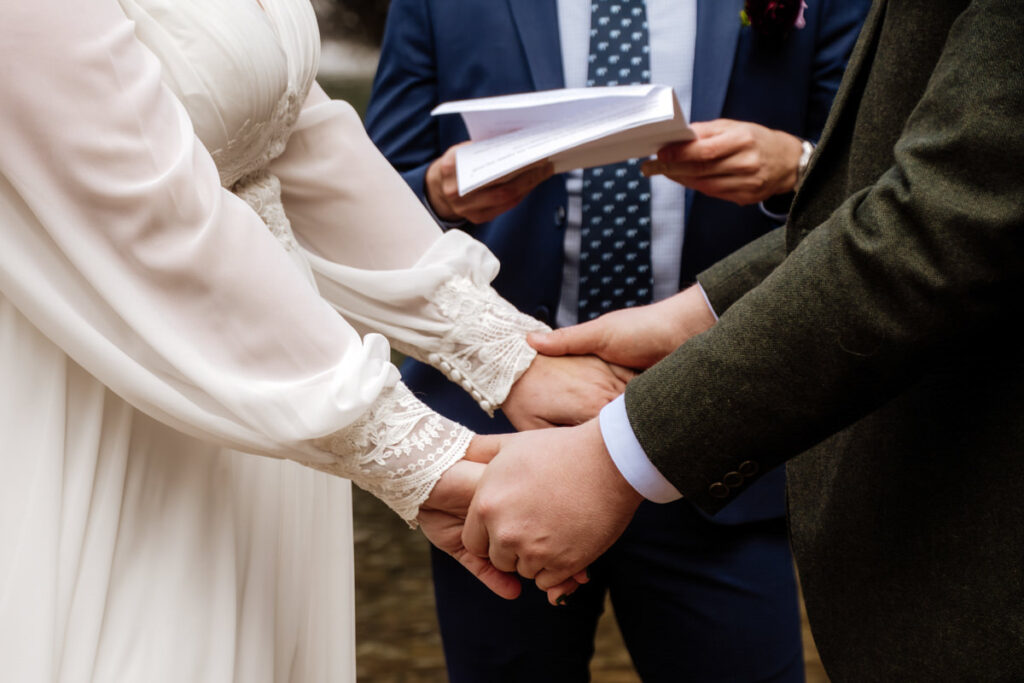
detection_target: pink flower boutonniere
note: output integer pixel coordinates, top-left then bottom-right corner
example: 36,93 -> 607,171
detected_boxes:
740,0 -> 808,41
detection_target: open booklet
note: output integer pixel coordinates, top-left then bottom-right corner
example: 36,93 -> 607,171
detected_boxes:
431,84 -> 695,196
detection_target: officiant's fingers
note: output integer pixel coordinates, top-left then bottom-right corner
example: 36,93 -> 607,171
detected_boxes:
484,158 -> 554,195
662,119 -> 746,162
681,173 -> 769,206
457,161 -> 554,224
449,547 -> 523,600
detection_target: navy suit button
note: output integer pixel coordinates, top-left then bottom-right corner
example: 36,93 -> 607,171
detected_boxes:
723,471 -> 744,488
554,205 -> 566,227
533,305 -> 551,324
738,460 -> 759,477
709,482 -> 730,499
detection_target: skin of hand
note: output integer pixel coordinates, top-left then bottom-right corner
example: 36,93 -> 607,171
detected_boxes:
419,438 -> 587,601
528,284 -> 716,370
501,353 -> 635,431
418,446 -> 523,600
461,421 -> 645,600
425,142 -> 554,224
641,119 -> 803,206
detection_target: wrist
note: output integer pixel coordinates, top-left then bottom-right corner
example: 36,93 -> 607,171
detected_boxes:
665,286 -> 717,347
795,139 -> 815,189
580,419 -> 645,509
775,131 -> 805,195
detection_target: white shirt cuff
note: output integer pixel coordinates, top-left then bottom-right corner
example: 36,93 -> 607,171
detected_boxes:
697,283 -> 719,321
599,395 -> 682,503
756,200 -> 790,223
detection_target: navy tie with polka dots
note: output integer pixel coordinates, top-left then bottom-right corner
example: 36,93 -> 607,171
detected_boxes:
578,0 -> 653,322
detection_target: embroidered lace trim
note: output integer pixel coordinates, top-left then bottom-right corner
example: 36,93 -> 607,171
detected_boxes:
233,170 -> 299,250
311,383 -> 473,524
393,277 -> 551,416
215,88 -> 305,189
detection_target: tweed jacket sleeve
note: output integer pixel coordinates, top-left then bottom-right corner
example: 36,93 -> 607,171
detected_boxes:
697,227 -> 787,316
625,0 -> 1024,515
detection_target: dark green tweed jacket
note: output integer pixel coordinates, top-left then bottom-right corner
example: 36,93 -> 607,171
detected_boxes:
625,0 -> 1024,678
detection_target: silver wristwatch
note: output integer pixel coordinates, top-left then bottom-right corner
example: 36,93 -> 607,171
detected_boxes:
796,139 -> 815,188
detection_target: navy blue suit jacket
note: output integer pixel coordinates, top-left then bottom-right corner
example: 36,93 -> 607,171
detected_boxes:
366,0 -> 868,524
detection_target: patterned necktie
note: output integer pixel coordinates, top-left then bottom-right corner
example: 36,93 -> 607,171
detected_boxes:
578,0 -> 653,322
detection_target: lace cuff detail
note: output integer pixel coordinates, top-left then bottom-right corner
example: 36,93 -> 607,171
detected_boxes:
394,276 -> 551,416
311,382 -> 473,524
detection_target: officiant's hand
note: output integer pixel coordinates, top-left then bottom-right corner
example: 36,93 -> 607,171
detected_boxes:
641,119 -> 803,205
529,285 -> 716,370
425,142 -> 554,224
502,354 -> 634,431
461,422 -> 643,600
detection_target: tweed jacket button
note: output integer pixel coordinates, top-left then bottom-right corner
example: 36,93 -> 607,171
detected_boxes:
709,482 -> 729,499
738,460 -> 759,477
723,471 -> 744,488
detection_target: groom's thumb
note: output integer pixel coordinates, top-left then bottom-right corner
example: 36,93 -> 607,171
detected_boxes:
528,324 -> 601,357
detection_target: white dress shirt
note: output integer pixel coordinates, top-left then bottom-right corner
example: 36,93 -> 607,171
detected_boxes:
556,0 -> 698,327
558,0 -> 695,500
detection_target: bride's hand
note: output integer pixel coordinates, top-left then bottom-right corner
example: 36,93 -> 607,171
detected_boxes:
418,454 -> 523,599
420,440 -> 588,599
502,354 -> 634,431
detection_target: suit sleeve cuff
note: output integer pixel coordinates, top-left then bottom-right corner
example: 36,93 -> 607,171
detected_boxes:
697,283 -> 719,321
419,176 -> 468,230
599,395 -> 683,503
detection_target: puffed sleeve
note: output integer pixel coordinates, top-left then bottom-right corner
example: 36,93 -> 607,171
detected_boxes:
0,1 -> 485,521
269,85 -> 550,416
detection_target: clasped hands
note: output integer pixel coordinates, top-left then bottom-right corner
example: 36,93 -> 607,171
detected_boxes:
416,118 -> 795,600
418,285 -> 716,604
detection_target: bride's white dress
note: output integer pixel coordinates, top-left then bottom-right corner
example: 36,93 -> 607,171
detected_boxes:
0,0 -> 546,680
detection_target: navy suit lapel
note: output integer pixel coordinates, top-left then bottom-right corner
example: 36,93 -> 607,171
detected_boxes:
690,0 -> 744,124
686,0 -> 744,221
506,0 -> 565,92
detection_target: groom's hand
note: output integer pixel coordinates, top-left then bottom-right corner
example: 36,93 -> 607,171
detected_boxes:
502,354 -> 634,431
462,421 -> 643,593
528,285 -> 717,370
425,142 -> 554,224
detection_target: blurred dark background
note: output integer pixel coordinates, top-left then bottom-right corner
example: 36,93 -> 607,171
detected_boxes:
314,0 -> 390,46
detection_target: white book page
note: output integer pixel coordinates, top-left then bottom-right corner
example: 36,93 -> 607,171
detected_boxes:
441,85 -> 694,195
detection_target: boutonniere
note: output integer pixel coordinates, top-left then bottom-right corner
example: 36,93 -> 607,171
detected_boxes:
740,1 -> 808,41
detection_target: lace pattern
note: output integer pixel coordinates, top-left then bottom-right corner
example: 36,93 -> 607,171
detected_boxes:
394,276 -> 552,416
215,88 -> 306,188
233,170 -> 299,250
311,383 -> 473,524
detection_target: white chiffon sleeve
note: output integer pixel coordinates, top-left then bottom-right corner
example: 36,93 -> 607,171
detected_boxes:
269,85 -> 550,415
0,1 -> 528,521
